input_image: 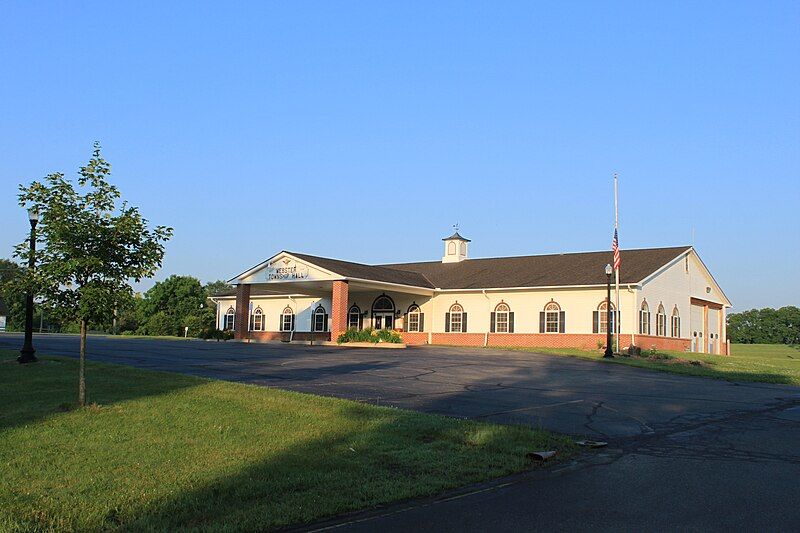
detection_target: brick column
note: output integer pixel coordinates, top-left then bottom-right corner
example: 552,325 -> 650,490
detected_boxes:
331,280 -> 349,341
235,284 -> 251,341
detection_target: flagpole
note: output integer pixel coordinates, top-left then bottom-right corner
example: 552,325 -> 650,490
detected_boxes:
614,174 -> 621,354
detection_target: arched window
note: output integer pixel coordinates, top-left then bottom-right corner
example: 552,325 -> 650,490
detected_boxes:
446,303 -> 466,333
313,305 -> 328,332
250,307 -> 264,331
372,294 -> 396,330
540,301 -> 564,333
671,306 -> 681,338
372,295 -> 395,312
223,306 -> 235,331
406,304 -> 423,332
448,241 -> 456,255
656,303 -> 667,336
348,305 -> 361,330
459,241 -> 467,256
491,302 -> 514,333
639,300 -> 651,335
281,306 -> 295,332
594,300 -> 616,334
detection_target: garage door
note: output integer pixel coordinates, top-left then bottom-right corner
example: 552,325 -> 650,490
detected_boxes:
690,304 -> 704,352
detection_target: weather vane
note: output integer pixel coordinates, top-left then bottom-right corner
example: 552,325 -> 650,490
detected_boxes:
453,222 -> 459,232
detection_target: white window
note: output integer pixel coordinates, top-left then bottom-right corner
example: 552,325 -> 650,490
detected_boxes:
494,303 -> 510,333
656,304 -> 667,337
223,307 -> 235,331
348,305 -> 361,329
459,242 -> 467,256
250,307 -> 264,331
448,241 -> 456,255
281,306 -> 294,332
407,304 -> 421,332
639,301 -> 651,335
597,300 -> 615,334
671,307 -> 681,338
545,302 -> 561,333
313,305 -> 327,332
449,304 -> 463,333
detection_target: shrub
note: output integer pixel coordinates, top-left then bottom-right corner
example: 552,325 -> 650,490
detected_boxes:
200,328 -> 234,341
626,345 -> 641,356
337,327 -> 402,344
376,329 -> 402,343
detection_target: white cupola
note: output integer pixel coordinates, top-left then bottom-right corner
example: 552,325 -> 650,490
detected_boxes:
442,228 -> 470,263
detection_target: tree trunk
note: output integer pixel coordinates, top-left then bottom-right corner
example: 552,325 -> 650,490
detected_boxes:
79,318 -> 87,406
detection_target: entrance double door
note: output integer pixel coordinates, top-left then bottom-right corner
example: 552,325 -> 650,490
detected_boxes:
373,312 -> 394,330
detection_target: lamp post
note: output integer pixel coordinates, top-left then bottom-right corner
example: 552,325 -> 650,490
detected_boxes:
603,263 -> 614,359
19,208 -> 39,364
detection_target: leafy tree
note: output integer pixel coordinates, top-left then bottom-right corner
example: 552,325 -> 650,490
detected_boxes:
204,279 -> 233,297
0,259 -> 26,330
16,142 -> 172,405
138,275 -> 215,336
727,306 -> 800,345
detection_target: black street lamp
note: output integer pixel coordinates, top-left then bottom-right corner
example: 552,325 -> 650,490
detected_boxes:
19,207 -> 39,364
603,263 -> 614,359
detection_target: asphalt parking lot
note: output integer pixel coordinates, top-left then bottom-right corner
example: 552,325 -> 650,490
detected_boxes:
3,333 -> 799,531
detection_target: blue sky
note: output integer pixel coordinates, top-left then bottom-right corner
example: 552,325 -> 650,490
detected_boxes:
1,1 -> 798,311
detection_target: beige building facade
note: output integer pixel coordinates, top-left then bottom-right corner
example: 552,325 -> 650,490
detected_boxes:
214,233 -> 730,354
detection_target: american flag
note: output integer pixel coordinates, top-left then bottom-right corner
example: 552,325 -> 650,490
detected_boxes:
612,229 -> 621,271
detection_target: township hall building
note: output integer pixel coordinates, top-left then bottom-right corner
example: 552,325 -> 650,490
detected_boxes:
215,233 -> 731,354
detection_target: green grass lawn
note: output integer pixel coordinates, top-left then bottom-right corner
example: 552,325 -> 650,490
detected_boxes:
0,351 -> 573,532
505,344 -> 800,386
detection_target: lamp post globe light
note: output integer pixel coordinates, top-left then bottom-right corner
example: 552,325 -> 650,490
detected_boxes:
18,207 -> 39,364
603,263 -> 614,359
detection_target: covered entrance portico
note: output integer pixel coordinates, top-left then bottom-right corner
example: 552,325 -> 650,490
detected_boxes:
228,252 -> 434,343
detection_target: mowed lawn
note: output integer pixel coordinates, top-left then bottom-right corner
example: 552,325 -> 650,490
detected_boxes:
514,343 -> 800,386
0,351 -> 573,532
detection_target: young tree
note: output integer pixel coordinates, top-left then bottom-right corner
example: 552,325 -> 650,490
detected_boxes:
16,142 -> 172,406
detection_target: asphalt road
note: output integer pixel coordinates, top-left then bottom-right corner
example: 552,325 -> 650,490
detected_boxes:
3,333 -> 799,531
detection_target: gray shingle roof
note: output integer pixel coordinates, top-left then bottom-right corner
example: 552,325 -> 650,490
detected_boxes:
223,246 -> 691,294
288,252 -> 435,288
381,246 -> 691,289
442,232 -> 471,242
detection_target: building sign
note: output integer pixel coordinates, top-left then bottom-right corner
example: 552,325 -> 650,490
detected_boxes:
264,258 -> 310,281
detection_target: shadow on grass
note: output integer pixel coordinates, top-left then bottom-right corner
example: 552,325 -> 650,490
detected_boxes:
0,352 -> 201,430
115,402 -> 557,531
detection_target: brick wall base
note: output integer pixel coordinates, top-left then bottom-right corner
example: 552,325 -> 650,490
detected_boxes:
487,333 -> 609,350
246,331 -> 331,343
398,332 -> 691,352
634,335 -> 691,352
400,332 -> 429,345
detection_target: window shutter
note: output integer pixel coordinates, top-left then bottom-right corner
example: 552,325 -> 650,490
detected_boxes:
539,312 -> 545,333
291,314 -> 295,331
462,313 -> 468,332
445,313 -> 451,333
419,313 -> 424,332
616,311 -> 620,333
490,312 -> 496,333
403,313 -> 407,331
592,311 -> 599,333
324,313 -> 329,332
559,311 -> 566,333
508,312 -> 514,333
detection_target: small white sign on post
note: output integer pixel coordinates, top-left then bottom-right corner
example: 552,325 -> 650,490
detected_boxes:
184,326 -> 189,338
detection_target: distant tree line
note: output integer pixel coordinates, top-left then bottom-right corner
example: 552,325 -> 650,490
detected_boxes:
727,306 -> 799,345
1,262 -> 230,338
